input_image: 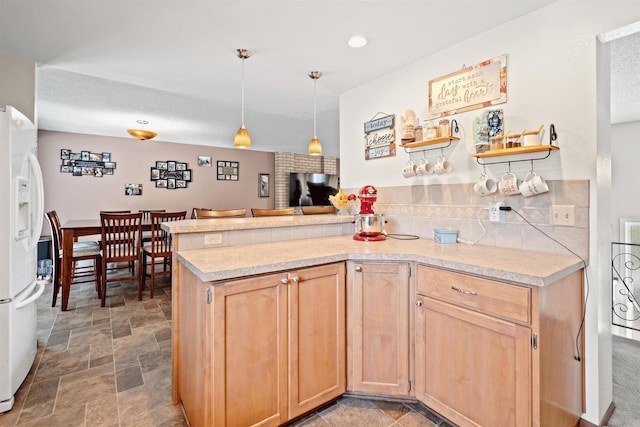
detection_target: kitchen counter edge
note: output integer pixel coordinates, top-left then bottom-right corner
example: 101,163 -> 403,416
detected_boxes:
175,235 -> 585,287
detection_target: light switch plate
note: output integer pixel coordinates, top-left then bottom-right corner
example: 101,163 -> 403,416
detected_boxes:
550,205 -> 575,226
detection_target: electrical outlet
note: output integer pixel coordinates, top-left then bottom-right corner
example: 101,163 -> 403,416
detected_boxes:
550,205 -> 575,226
489,202 -> 506,223
204,233 -> 223,245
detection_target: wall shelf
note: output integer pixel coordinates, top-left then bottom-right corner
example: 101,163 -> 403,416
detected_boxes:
471,144 -> 559,159
400,136 -> 460,154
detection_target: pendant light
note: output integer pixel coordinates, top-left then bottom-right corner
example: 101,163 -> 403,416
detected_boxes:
308,71 -> 323,156
234,48 -> 252,149
127,120 -> 157,140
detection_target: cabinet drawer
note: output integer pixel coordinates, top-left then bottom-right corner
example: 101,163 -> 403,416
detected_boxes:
416,265 -> 531,324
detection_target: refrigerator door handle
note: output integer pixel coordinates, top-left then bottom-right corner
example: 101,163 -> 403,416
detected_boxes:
26,152 -> 44,251
14,279 -> 46,309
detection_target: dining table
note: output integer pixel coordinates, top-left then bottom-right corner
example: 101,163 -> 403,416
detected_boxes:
59,218 -> 152,311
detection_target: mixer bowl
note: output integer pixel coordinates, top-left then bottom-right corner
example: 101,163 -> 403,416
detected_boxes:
355,214 -> 386,237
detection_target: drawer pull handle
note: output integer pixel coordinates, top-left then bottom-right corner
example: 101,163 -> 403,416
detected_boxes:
280,278 -> 289,284
451,286 -> 477,296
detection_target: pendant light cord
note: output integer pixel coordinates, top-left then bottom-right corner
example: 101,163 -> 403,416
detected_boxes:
313,77 -> 317,138
241,57 -> 246,127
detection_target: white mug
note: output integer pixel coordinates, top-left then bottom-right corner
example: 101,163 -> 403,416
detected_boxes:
519,172 -> 549,197
474,174 -> 497,196
498,172 -> 521,196
416,159 -> 433,176
433,156 -> 452,175
402,161 -> 417,178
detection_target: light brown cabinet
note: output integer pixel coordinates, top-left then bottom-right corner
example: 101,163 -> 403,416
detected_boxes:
347,261 -> 411,396
414,265 -> 584,427
174,262 -> 345,427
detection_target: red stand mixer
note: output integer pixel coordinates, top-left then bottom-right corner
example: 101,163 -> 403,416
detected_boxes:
353,185 -> 386,241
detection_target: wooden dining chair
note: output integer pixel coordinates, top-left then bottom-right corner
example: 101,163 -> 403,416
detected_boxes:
251,208 -> 295,217
141,211 -> 187,298
100,210 -> 131,214
193,208 -> 246,219
46,210 -> 102,307
100,212 -> 143,306
301,206 -> 336,215
139,209 -> 166,221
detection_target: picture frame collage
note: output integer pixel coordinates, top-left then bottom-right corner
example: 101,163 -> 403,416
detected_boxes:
59,149 -> 116,177
150,160 -> 192,189
217,160 -> 239,181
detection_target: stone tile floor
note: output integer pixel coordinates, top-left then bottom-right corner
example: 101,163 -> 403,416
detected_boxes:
0,269 -> 454,427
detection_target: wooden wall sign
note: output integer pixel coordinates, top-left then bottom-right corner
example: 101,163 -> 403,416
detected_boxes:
428,55 -> 507,119
364,113 -> 396,160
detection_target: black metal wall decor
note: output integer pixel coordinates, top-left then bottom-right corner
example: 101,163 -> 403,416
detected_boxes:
60,149 -> 116,177
217,160 -> 239,181
150,160 -> 192,189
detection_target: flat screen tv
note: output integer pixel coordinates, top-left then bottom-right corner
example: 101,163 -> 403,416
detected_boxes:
289,173 -> 339,207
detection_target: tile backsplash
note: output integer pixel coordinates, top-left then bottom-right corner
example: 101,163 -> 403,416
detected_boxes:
347,180 -> 589,260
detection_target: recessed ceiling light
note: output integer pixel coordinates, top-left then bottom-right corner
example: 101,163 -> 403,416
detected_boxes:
348,35 -> 368,48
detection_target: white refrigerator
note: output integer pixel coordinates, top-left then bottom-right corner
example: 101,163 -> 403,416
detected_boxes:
0,106 -> 46,413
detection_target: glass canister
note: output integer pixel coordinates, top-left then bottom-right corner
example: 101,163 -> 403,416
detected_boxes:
424,124 -> 438,140
414,126 -> 423,142
438,119 -> 451,138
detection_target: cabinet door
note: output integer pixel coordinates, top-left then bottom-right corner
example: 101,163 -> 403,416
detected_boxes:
212,273 -> 289,427
348,262 -> 410,396
415,296 -> 531,427
288,263 -> 346,419
176,263 -> 211,427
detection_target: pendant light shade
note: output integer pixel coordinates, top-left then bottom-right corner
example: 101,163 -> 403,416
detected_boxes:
308,71 -> 323,156
234,48 -> 252,149
127,120 -> 157,140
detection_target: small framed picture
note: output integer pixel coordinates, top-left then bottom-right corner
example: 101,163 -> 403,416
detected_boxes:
182,170 -> 191,181
90,152 -> 102,162
176,162 -> 187,171
102,152 -> 111,162
70,152 -> 81,160
156,161 -> 168,170
125,183 -> 142,196
60,149 -> 70,159
81,151 -> 90,161
93,167 -> 104,177
167,161 -> 176,172
150,168 -> 160,180
155,179 -> 167,188
167,178 -> 176,189
104,162 -> 116,169
176,180 -> 187,188
198,155 -> 211,167
259,173 -> 269,197
60,165 -> 72,173
104,168 -> 114,175
73,166 -> 82,176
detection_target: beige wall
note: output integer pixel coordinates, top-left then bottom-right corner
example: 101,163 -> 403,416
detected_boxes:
0,54 -> 36,123
38,130 -> 275,224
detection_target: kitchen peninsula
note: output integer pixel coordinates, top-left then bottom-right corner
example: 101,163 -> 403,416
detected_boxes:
165,217 -> 585,427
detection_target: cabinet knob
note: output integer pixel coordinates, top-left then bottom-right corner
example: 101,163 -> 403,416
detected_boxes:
355,266 -> 363,272
280,278 -> 289,284
291,276 -> 299,284
415,300 -> 423,307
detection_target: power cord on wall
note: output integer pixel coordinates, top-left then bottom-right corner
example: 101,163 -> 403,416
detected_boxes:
500,205 -> 588,362
456,207 -> 489,245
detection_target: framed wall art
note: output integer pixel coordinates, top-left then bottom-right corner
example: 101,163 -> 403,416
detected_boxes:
259,173 -> 269,197
59,149 -> 116,177
150,160 -> 192,189
217,160 -> 239,181
197,155 -> 212,167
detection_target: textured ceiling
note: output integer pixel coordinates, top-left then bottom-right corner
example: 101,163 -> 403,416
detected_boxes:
1,1 -> 636,155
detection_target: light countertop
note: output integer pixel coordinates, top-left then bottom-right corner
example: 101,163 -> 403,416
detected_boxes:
163,214 -> 354,233
176,235 -> 585,287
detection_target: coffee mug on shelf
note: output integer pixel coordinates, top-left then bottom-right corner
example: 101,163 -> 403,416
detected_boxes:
433,156 -> 452,175
473,174 -> 497,196
519,172 -> 549,197
416,158 -> 433,176
402,160 -> 417,178
498,172 -> 521,196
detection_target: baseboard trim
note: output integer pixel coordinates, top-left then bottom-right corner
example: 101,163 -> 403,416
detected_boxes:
579,401 -> 615,427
